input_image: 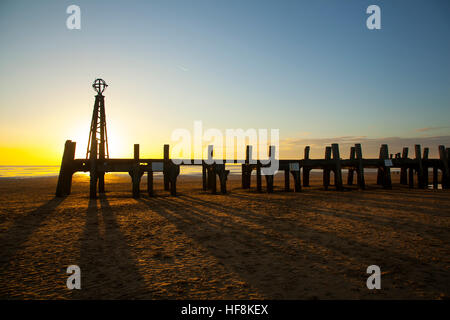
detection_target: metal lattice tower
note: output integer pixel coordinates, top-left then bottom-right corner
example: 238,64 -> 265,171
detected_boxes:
86,78 -> 109,160
87,79 -> 109,195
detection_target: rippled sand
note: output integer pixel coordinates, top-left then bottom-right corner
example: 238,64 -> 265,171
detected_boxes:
0,173 -> 449,299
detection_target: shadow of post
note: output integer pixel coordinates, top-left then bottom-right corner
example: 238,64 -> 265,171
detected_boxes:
0,197 -> 66,270
73,195 -> 150,299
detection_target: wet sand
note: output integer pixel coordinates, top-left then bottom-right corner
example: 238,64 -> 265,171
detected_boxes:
0,173 -> 449,299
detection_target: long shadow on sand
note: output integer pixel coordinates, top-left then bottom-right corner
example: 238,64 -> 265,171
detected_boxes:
0,197 -> 65,270
138,196 -> 360,299
139,194 -> 448,298
73,195 -> 149,299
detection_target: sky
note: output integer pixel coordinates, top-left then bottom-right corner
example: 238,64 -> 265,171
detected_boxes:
0,0 -> 449,164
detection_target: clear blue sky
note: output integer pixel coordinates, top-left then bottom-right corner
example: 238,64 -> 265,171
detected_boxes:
0,0 -> 449,162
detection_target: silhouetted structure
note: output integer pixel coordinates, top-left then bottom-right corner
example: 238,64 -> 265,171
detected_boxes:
56,80 -> 450,198
86,78 -> 109,195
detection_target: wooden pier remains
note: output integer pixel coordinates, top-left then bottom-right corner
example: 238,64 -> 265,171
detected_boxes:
55,79 -> 450,198
56,141 -> 450,198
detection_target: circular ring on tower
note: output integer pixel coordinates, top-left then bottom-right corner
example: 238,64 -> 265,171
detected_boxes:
92,78 -> 108,94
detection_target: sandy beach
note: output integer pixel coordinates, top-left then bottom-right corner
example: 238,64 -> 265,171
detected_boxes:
0,172 -> 449,299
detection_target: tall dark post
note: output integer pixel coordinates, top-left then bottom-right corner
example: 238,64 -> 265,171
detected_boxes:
303,146 -> 310,187
87,79 -> 109,198
400,147 -> 409,185
415,145 -> 425,189
131,144 -> 141,198
163,144 -> 170,191
323,146 -> 332,190
423,147 -> 429,187
331,144 -> 343,191
355,144 -> 365,189
347,146 -> 355,185
56,140 -> 76,197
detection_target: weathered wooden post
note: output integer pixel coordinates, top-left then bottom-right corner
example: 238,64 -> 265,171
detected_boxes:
331,144 -> 343,191
169,166 -> 179,196
433,166 -> 438,189
206,145 -> 217,194
347,146 -> 356,185
131,144 -> 141,198
284,168 -> 290,191
147,163 -> 154,196
290,161 -> 301,192
242,145 -> 252,189
56,140 -> 76,197
423,147 -> 429,187
323,146 -> 331,190
355,144 -> 365,189
202,163 -> 207,191
303,146 -> 310,187
377,146 -> 383,185
256,160 -> 262,192
415,145 -> 425,189
380,144 -> 392,189
264,145 -> 275,193
439,145 -> 449,189
163,144 -> 170,191
400,147 -> 409,185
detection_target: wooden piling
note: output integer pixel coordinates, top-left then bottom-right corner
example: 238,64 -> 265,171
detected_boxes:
163,144 -> 170,191
323,146 -> 331,190
423,147 -> 429,187
256,160 -> 262,192
284,169 -> 290,191
303,146 -> 310,187
56,140 -> 76,197
331,143 -> 343,191
347,146 -> 355,185
439,145 -> 449,189
380,144 -> 392,189
265,146 -> 275,193
415,145 -> 425,189
202,164 -> 207,191
355,144 -> 365,189
131,144 -> 141,198
147,167 -> 154,196
400,147 -> 409,185
433,167 -> 438,189
242,145 -> 251,189
377,146 -> 383,185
